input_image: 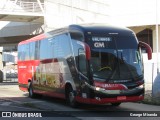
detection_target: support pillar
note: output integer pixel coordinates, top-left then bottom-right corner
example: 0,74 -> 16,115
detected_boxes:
0,49 -> 3,82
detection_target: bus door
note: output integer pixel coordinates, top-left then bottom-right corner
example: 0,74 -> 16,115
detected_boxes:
70,32 -> 94,98
77,43 -> 94,99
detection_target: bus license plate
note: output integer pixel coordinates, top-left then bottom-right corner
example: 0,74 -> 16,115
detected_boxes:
117,96 -> 126,100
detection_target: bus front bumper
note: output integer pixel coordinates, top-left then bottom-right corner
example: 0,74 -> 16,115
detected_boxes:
75,82 -> 144,104
75,95 -> 144,104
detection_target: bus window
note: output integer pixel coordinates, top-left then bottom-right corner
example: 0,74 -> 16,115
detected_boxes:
35,41 -> 40,60
18,45 -> 23,61
70,32 -> 84,41
78,48 -> 87,76
48,37 -> 55,58
29,42 -> 35,60
25,44 -> 30,60
58,34 -> 72,58
40,39 -> 49,59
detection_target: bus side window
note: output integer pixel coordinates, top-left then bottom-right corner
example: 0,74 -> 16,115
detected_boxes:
29,42 -> 35,60
35,41 -> 40,60
18,45 -> 22,61
78,48 -> 87,76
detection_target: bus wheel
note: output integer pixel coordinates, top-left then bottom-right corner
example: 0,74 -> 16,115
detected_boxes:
28,82 -> 36,98
111,103 -> 121,106
66,86 -> 78,108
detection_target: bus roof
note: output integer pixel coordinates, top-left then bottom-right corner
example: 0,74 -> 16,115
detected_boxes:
18,34 -> 46,45
18,24 -> 135,45
68,24 -> 134,36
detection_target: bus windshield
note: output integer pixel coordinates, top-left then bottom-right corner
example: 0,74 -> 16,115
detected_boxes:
87,35 -> 143,82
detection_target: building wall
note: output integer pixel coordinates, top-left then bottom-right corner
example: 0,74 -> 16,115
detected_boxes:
44,0 -> 110,31
129,25 -> 160,53
152,26 -> 160,53
109,0 -> 160,27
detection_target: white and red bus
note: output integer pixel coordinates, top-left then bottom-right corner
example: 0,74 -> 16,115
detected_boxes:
18,24 -> 152,107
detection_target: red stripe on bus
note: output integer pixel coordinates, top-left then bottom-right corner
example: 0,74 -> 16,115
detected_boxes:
40,59 -> 58,64
19,34 -> 47,45
94,81 -> 127,90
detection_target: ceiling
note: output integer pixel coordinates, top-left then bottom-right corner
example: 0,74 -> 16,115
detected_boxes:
0,12 -> 44,23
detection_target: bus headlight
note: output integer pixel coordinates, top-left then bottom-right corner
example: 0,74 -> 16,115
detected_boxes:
95,87 -> 105,91
137,84 -> 144,89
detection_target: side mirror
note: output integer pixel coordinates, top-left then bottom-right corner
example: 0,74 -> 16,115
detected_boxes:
139,41 -> 152,60
84,43 -> 91,60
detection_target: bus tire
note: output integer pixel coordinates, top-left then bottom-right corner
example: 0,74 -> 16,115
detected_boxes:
111,103 -> 121,106
66,86 -> 78,108
28,82 -> 37,98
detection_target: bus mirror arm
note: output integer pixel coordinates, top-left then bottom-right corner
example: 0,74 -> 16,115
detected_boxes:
139,41 -> 152,60
84,43 -> 94,87
84,43 -> 91,60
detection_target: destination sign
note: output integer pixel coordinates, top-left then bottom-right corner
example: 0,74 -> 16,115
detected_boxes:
94,42 -> 105,48
91,37 -> 112,48
92,37 -> 112,42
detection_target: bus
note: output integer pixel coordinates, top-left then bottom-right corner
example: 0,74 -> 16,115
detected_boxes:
18,24 -> 152,107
